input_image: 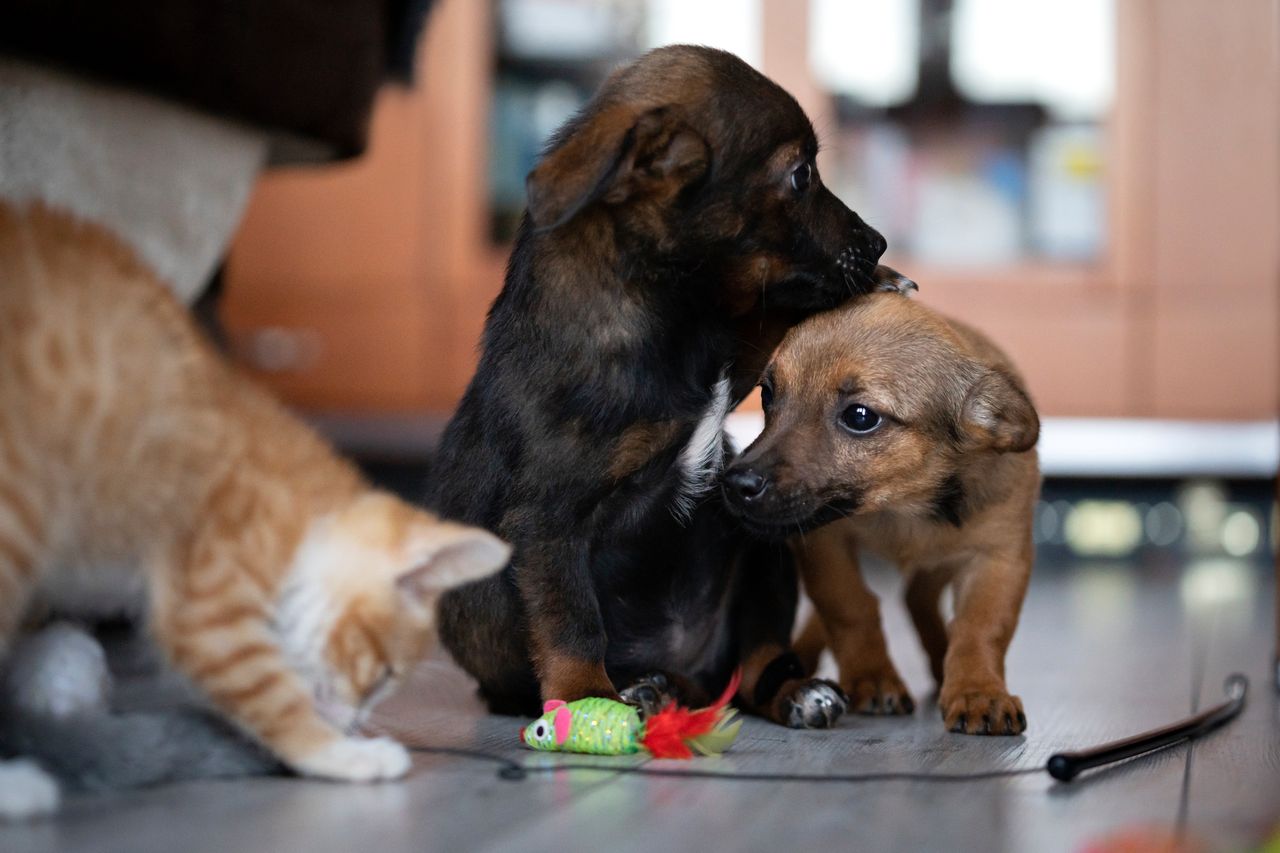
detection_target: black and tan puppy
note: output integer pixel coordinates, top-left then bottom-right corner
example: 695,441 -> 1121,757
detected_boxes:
430,45 -> 891,727
722,291 -> 1040,735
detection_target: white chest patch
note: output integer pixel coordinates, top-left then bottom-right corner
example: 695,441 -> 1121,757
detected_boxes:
274,518 -> 344,688
671,372 -> 732,522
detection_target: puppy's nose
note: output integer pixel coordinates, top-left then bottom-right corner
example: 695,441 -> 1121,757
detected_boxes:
724,467 -> 769,503
867,229 -> 887,262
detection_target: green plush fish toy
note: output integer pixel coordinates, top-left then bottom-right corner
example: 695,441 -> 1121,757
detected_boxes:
521,672 -> 742,759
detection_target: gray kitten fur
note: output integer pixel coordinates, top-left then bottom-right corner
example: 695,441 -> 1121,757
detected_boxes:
0,624 -> 281,795
0,707 -> 281,792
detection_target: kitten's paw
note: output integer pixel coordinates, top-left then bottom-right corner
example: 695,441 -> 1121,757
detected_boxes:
292,737 -> 412,782
0,760 -> 60,821
3,622 -> 111,718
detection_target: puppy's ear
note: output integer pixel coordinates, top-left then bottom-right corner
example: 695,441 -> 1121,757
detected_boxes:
959,368 -> 1039,453
526,106 -> 709,232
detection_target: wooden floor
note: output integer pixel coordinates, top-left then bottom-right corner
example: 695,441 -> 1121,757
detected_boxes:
2,554 -> 1276,853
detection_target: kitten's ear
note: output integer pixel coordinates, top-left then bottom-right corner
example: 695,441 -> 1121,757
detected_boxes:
397,523 -> 511,604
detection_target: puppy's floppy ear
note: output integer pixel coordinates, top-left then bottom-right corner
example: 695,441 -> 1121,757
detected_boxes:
526,105 -> 709,232
959,368 -> 1039,453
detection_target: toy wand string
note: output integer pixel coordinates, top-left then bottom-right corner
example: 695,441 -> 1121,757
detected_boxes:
1046,673 -> 1249,782
390,673 -> 1251,785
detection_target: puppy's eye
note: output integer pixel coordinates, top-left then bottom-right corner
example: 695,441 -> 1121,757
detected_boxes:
839,404 -> 881,435
759,383 -> 774,412
790,162 -> 812,194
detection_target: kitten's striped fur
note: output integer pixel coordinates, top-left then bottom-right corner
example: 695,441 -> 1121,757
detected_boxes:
0,203 -> 508,788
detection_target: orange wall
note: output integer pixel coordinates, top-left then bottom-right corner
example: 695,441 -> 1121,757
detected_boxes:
224,0 -> 1279,420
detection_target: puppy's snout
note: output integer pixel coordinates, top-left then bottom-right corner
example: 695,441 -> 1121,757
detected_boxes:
865,227 -> 885,257
841,223 -> 888,286
723,467 -> 769,504
865,228 -> 887,262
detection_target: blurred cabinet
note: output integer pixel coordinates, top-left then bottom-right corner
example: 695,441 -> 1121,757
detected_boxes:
223,0 -> 501,412
223,0 -> 1279,419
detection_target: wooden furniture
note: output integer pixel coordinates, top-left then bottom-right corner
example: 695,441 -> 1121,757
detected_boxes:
223,0 -> 1279,420
223,0 -> 501,412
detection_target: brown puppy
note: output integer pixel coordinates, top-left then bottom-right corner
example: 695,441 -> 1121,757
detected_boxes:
721,291 -> 1040,735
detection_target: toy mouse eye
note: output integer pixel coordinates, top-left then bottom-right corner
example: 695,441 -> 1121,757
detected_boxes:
759,382 -> 774,412
790,162 -> 812,194
533,721 -> 547,739
839,404 -> 881,435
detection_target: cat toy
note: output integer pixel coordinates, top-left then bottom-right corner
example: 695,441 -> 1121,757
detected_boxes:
521,672 -> 742,759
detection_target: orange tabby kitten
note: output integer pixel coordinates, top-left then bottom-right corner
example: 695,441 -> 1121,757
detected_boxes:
0,203 -> 508,786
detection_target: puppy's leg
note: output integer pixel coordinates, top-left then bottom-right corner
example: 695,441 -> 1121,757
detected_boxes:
793,612 -> 827,675
733,541 -> 847,729
515,538 -> 619,704
904,564 -> 957,687
795,525 -> 913,715
938,548 -> 1031,736
438,576 -> 542,716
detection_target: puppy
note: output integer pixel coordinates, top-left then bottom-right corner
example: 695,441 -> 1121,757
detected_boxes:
430,45 -> 892,727
721,291 -> 1040,735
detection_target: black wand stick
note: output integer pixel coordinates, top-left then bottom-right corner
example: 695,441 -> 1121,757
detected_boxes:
1046,673 -> 1249,782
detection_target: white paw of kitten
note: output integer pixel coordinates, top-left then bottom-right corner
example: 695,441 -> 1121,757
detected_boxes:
293,737 -> 412,782
0,760 -> 60,821
3,622 -> 111,718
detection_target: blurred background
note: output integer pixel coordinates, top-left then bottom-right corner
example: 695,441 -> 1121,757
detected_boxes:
215,0 -> 1278,571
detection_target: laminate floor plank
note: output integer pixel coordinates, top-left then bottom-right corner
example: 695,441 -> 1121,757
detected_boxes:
1181,558 -> 1279,850
1,558 -> 1275,853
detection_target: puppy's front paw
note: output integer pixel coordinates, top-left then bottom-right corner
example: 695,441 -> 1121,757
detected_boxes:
846,671 -> 915,715
292,736 -> 411,782
619,672 -> 677,720
940,687 -> 1025,736
871,264 -> 918,295
777,678 -> 847,729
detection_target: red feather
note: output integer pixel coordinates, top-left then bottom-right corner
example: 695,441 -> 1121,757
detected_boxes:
640,670 -> 741,759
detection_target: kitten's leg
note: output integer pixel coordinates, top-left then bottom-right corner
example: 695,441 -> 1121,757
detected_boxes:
0,478 -> 42,659
2,622 -> 111,718
153,570 -> 409,783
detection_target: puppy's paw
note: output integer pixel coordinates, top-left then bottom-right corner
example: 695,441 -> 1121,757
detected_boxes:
619,672 -> 677,720
871,264 -> 918,296
845,671 -> 915,715
291,736 -> 412,782
776,678 -> 848,729
940,687 -> 1025,736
